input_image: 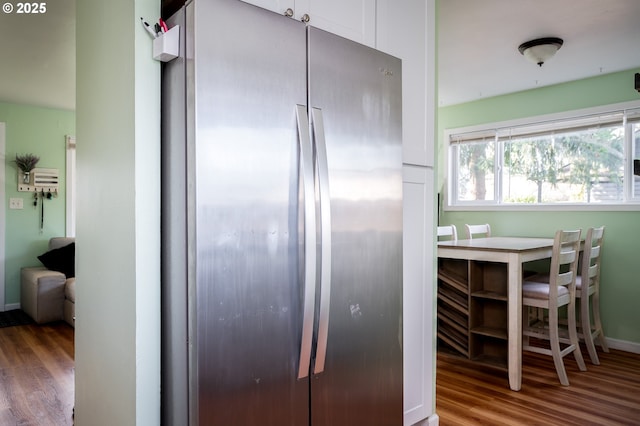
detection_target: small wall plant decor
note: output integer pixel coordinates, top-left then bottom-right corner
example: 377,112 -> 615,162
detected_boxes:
14,153 -> 40,172
14,153 -> 40,183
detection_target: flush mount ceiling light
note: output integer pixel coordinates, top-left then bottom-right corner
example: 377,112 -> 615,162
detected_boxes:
518,37 -> 564,67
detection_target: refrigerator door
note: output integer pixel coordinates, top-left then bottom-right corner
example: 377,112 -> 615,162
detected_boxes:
189,1 -> 308,424
308,27 -> 404,425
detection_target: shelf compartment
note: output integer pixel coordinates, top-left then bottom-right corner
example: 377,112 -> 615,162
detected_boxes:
438,258 -> 469,293
437,285 -> 468,314
471,353 -> 508,371
470,334 -> 508,370
470,298 -> 507,333
437,257 -> 470,358
437,324 -> 469,358
437,336 -> 469,358
437,270 -> 468,295
469,261 -> 507,296
437,301 -> 467,330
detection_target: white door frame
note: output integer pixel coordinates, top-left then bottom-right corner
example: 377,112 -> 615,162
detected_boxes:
0,123 -> 6,311
66,135 -> 76,237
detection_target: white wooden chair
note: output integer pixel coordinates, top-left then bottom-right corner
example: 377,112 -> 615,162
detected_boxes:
465,223 -> 491,239
576,226 -> 609,364
527,227 -> 609,365
522,229 -> 586,386
437,224 -> 458,242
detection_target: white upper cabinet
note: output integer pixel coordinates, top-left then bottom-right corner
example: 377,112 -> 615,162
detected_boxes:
295,0 -> 375,47
376,0 -> 434,167
239,0 -> 376,47
238,0 -> 294,16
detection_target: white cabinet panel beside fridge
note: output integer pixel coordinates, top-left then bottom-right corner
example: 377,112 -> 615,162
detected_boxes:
161,0 -> 403,424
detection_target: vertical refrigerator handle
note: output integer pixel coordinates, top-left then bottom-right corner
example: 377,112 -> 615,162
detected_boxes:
311,107 -> 332,375
296,105 -> 317,379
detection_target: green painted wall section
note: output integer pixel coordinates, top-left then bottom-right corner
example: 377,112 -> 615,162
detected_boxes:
437,68 -> 640,345
1,101 -> 75,305
75,0 -> 160,423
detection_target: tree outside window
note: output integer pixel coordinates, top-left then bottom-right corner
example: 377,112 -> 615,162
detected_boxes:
448,107 -> 639,206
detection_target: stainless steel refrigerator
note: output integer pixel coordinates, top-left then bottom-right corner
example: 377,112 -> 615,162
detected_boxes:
161,1 -> 403,424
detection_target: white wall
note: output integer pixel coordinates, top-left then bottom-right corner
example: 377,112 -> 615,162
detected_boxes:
75,0 -> 160,424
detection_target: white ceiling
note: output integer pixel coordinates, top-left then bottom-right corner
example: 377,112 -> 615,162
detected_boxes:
1,0 -> 639,111
438,0 -> 640,106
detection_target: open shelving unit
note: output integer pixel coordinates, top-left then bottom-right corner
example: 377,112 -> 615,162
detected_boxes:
437,258 -> 508,370
437,259 -> 469,357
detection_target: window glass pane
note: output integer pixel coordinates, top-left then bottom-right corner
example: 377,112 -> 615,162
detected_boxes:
503,137 -> 561,203
502,125 -> 624,203
455,140 -> 495,201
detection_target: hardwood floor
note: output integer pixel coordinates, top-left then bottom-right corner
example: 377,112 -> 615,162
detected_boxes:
0,322 -> 74,426
1,322 -> 638,426
437,344 -> 640,425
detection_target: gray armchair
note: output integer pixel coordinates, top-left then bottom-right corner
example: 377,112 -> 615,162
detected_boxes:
20,237 -> 75,327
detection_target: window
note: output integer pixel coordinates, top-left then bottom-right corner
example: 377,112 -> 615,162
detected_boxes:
632,111 -> 640,199
446,103 -> 640,209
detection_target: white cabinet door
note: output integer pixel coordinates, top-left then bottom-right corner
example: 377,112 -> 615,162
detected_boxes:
239,0 -> 375,47
376,0 -> 435,167
295,0 -> 376,47
402,165 -> 436,426
237,0 -> 294,16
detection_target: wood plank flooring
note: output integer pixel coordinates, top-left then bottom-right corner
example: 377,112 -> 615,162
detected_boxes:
1,321 -> 639,426
437,345 -> 640,425
0,322 -> 74,426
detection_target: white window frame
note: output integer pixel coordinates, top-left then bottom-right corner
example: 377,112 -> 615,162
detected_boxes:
443,100 -> 640,212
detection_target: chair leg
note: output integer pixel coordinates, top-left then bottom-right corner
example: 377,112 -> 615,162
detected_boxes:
591,290 -> 609,353
548,308 -> 570,386
580,294 -> 600,365
568,298 -> 587,372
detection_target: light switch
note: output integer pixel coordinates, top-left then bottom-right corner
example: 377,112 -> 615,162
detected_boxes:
9,198 -> 24,209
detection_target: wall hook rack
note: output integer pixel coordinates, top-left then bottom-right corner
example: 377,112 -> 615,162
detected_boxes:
18,167 -> 59,194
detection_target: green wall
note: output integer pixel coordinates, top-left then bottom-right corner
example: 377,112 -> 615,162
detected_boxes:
75,0 -> 161,423
1,101 -> 75,305
437,68 -> 640,345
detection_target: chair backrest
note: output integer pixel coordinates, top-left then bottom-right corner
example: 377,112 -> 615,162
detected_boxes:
437,225 -> 458,242
581,226 -> 605,291
465,223 -> 491,239
548,229 -> 582,301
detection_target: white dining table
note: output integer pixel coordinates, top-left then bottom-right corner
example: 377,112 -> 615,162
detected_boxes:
437,237 -> 555,391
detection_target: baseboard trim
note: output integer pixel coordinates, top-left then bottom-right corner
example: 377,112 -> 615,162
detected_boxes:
408,413 -> 439,426
427,413 -> 439,426
606,337 -> 640,354
3,302 -> 20,312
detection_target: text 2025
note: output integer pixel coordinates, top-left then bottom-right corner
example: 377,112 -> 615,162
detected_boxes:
16,2 -> 46,13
